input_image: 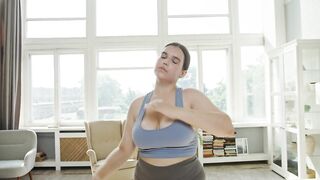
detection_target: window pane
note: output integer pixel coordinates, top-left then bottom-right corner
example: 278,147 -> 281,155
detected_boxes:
238,0 -> 263,33
60,54 -> 85,121
168,0 -> 228,15
202,50 -> 228,112
177,51 -> 198,89
31,55 -> 54,122
26,0 -> 86,18
97,69 -> 155,119
168,17 -> 229,35
96,0 -> 157,36
241,46 -> 266,120
98,51 -> 157,68
27,20 -> 86,38
271,58 -> 281,93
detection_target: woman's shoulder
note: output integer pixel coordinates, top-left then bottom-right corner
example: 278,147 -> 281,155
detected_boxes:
182,88 -> 203,97
130,96 -> 144,112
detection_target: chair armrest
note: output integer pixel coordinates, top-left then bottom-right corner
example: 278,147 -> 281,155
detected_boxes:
24,148 -> 37,169
119,158 -> 137,170
86,149 -> 97,165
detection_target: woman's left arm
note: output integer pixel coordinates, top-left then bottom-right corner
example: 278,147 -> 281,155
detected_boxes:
146,89 -> 235,137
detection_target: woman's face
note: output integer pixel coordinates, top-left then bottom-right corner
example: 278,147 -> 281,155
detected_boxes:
154,45 -> 187,83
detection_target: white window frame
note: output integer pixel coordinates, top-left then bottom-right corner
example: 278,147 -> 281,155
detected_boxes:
22,49 -> 87,127
21,0 -> 266,128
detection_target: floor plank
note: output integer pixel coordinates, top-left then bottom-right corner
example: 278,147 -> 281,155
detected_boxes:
12,162 -> 284,180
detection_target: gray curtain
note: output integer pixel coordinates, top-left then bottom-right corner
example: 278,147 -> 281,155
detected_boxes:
0,0 -> 22,130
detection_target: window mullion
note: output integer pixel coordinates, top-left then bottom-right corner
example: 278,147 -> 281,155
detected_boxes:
54,51 -> 61,127
24,53 -> 32,127
197,47 -> 204,92
85,0 -> 97,122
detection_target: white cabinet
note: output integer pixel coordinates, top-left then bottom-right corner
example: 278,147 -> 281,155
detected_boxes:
30,127 -> 89,171
268,39 -> 320,179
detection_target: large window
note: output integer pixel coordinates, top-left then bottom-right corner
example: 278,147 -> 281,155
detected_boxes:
27,52 -> 85,126
96,0 -> 158,36
22,0 -> 266,127
31,54 -> 54,123
97,50 -> 157,119
25,0 -> 86,38
167,0 -> 230,34
241,46 -> 266,121
202,50 -> 228,112
238,0 -> 263,33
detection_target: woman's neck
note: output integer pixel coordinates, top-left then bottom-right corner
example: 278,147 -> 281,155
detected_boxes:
154,81 -> 177,97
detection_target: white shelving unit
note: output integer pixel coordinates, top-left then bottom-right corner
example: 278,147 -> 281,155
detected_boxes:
27,127 -> 90,171
268,39 -> 320,179
198,123 -> 269,165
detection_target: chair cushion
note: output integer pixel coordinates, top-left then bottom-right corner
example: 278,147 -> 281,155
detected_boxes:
0,160 -> 29,178
87,121 -> 122,160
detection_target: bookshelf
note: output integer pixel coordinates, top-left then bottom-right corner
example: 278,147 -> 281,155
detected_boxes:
198,123 -> 269,165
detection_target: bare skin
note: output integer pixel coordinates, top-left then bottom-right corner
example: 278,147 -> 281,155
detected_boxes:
93,45 -> 235,180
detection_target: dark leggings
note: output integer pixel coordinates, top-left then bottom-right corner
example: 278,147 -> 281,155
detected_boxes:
134,156 -> 206,180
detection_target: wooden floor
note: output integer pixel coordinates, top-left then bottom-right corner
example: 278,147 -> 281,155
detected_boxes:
11,162 -> 284,180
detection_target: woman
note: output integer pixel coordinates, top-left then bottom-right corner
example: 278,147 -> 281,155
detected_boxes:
93,42 -> 235,180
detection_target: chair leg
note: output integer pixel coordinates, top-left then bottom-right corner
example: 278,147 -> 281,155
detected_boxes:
29,172 -> 33,180
17,177 -> 21,180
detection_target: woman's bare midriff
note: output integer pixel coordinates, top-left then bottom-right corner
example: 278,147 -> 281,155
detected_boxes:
140,156 -> 193,167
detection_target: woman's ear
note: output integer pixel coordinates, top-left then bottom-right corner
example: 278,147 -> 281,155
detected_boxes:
179,70 -> 187,78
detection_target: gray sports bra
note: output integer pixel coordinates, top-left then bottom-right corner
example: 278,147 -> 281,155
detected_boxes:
132,88 -> 198,158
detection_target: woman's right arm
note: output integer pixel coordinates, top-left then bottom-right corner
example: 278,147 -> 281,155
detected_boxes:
92,98 -> 141,180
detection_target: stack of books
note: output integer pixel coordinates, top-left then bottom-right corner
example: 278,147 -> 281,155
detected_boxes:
224,138 -> 237,156
202,132 -> 214,157
213,138 -> 225,156
201,131 -> 237,157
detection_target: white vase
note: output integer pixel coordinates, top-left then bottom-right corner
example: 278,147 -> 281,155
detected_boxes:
305,135 -> 315,155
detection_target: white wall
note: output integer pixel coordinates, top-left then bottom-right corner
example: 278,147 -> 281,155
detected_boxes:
263,0 -> 286,50
300,0 -> 320,39
285,0 -> 302,41
285,0 -> 320,41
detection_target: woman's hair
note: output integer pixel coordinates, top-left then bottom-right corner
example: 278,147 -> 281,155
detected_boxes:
165,42 -> 190,71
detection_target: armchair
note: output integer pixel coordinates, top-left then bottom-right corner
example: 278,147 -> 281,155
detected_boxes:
84,120 -> 137,180
0,129 -> 37,180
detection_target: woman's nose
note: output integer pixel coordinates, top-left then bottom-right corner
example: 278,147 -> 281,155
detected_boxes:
161,57 -> 169,65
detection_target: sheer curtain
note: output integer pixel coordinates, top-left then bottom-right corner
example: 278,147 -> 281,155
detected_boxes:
0,0 -> 22,130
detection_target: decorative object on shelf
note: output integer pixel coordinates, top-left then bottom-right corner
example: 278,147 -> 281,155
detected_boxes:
236,138 -> 248,155
36,151 -> 47,162
305,135 -> 316,155
304,104 -> 311,112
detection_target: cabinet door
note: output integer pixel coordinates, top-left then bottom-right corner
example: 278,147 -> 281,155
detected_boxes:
286,132 -> 299,177
283,49 -> 297,92
272,127 -> 284,168
301,48 -> 320,130
284,95 -> 298,128
60,137 -> 89,161
271,95 -> 283,125
271,57 -> 282,93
